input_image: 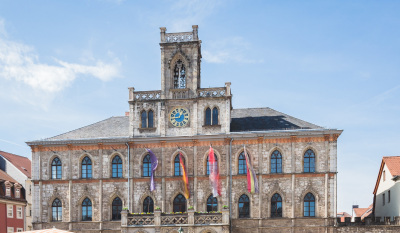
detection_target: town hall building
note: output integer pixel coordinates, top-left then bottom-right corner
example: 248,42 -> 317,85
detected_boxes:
27,26 -> 342,233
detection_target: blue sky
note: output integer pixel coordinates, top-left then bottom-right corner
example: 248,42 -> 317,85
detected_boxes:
0,0 -> 399,214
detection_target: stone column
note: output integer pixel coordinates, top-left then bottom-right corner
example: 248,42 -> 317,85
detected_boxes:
121,210 -> 128,226
188,209 -> 195,225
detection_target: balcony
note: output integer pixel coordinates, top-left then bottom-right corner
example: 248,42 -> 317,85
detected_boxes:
121,210 -> 229,229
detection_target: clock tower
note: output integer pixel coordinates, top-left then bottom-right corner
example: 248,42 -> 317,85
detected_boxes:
128,25 -> 232,137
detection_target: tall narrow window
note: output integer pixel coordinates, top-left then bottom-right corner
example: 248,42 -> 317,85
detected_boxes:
141,111 -> 147,128
51,157 -> 62,179
143,154 -> 151,177
304,149 -> 315,173
303,193 -> 315,217
81,156 -> 92,179
174,155 -> 184,176
205,108 -> 211,125
207,195 -> 218,212
383,193 -> 385,205
383,170 -> 386,181
112,197 -> 122,220
238,152 -> 247,174
207,154 -> 218,175
173,60 -> 186,89
82,198 -> 92,221
143,196 -> 154,213
389,190 -> 391,203
148,110 -> 154,128
212,107 -> 218,125
173,194 -> 186,212
271,150 -> 282,174
52,199 -> 62,221
238,194 -> 250,218
112,156 -> 123,178
271,193 -> 282,218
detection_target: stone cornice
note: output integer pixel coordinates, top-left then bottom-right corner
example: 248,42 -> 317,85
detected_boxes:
27,129 -> 342,152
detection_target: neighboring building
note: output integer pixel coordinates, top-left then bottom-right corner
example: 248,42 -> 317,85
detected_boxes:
0,151 -> 33,231
0,169 -> 27,233
27,26 -> 342,233
337,212 -> 351,222
373,156 -> 400,221
352,204 -> 373,222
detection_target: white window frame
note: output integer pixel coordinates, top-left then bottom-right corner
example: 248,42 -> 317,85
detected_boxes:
6,187 -> 11,196
7,205 -> 13,218
17,206 -> 23,219
15,188 -> 20,198
17,228 -> 24,232
7,227 -> 14,233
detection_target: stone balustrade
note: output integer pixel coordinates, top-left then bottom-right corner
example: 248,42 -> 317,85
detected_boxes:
130,90 -> 162,101
197,87 -> 227,98
121,209 -> 229,228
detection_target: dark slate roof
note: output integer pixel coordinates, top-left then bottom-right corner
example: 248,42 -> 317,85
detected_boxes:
230,108 -> 322,132
42,116 -> 129,141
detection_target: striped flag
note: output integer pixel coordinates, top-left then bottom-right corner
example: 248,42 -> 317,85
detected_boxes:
244,146 -> 259,194
179,151 -> 190,198
209,146 -> 221,197
146,148 -> 158,192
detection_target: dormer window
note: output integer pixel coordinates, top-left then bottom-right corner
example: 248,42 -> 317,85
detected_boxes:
173,60 -> 186,89
6,187 -> 11,196
15,188 -> 20,198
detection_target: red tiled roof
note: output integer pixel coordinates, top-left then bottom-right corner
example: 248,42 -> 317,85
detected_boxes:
337,212 -> 351,217
0,169 -> 18,183
353,208 -> 369,217
0,151 -> 31,178
383,156 -> 400,176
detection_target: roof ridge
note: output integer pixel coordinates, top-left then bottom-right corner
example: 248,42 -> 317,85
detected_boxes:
0,151 -> 30,160
44,116 -> 125,140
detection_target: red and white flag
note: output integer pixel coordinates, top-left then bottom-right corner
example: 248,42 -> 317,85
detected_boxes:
209,146 -> 221,197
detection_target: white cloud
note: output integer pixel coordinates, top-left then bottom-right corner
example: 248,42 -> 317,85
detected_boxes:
203,37 -> 263,64
168,0 -> 225,32
0,31 -> 121,93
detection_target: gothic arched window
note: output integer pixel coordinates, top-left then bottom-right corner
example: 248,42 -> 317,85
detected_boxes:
143,154 -> 151,177
141,111 -> 147,128
148,110 -> 154,128
174,155 -> 184,176
238,194 -> 250,218
173,194 -> 186,212
271,150 -> 282,174
238,152 -> 247,174
207,195 -> 218,212
112,197 -> 122,220
205,108 -> 211,125
173,60 -> 186,89
82,198 -> 92,221
212,107 -> 218,125
81,156 -> 92,179
206,154 -> 218,175
112,155 -> 123,178
51,157 -> 62,179
52,198 -> 62,221
271,193 -> 282,218
304,149 -> 315,173
143,196 -> 154,213
304,193 -> 315,217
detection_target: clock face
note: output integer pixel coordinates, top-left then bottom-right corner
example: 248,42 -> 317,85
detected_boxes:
169,107 -> 190,127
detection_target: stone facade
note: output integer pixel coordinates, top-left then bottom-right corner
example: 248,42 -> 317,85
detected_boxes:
28,26 -> 343,233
